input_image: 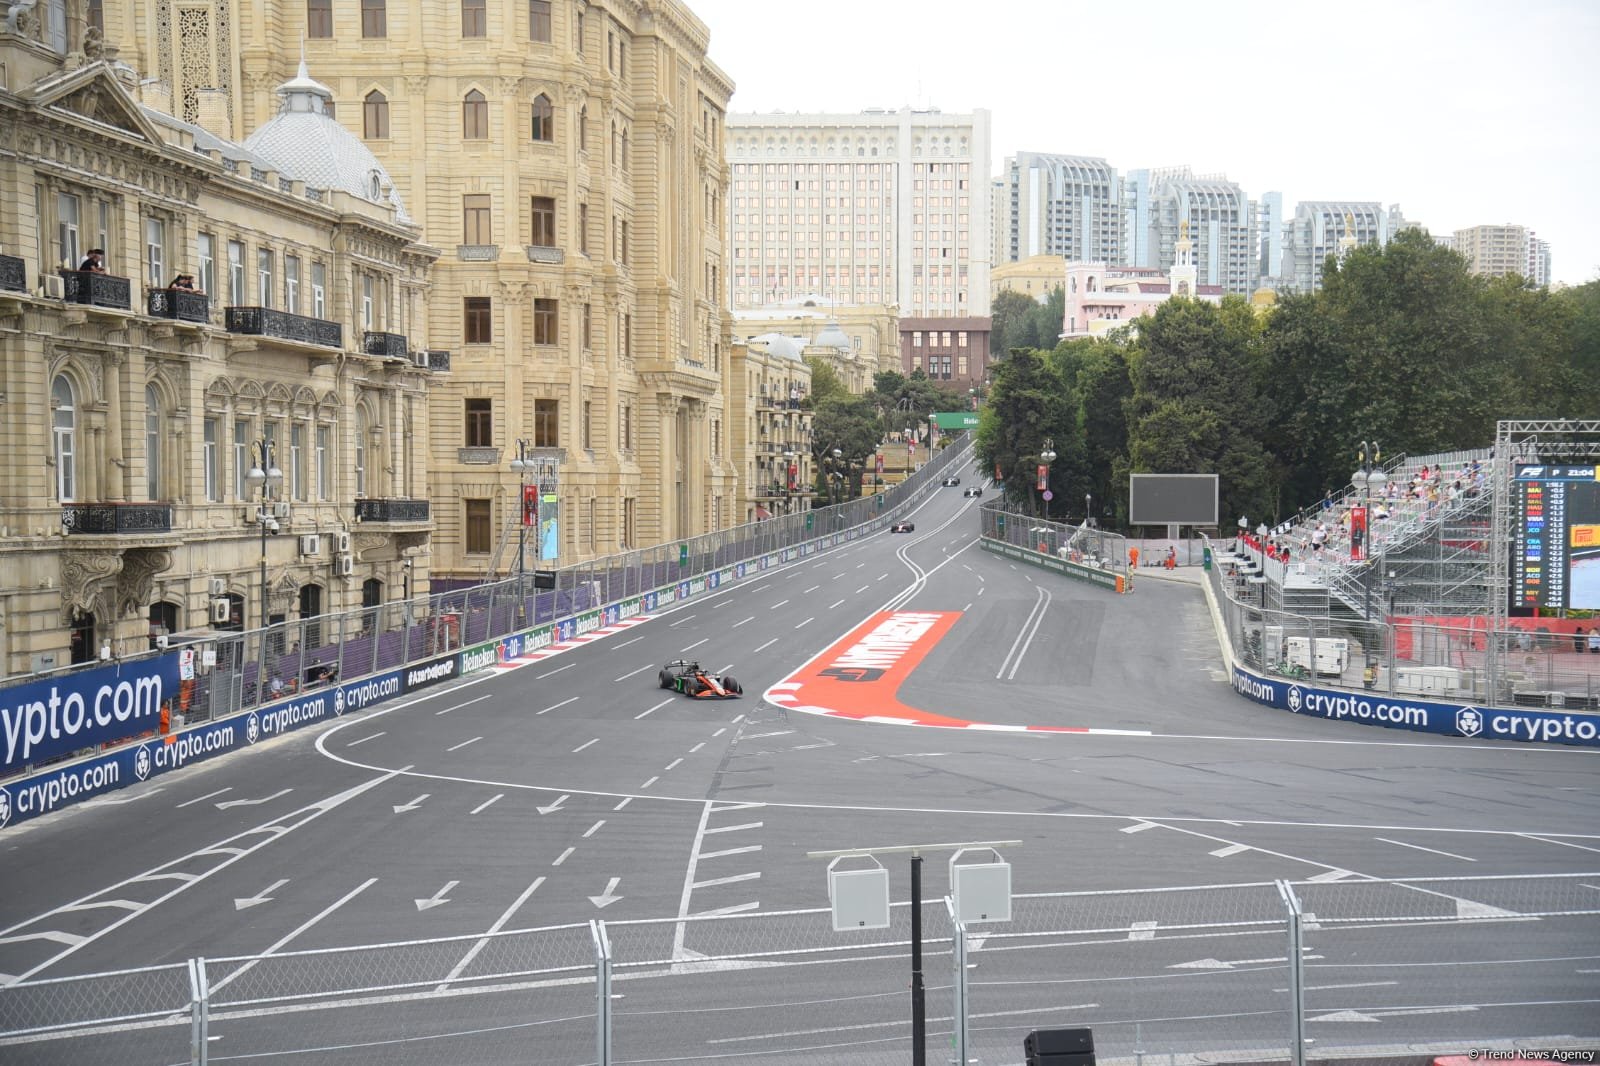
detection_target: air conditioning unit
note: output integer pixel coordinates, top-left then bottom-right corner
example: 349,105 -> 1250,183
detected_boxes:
334,530 -> 352,554
336,554 -> 354,577
209,577 -> 226,596
210,597 -> 231,624
272,502 -> 292,520
410,349 -> 427,368
298,533 -> 321,556
43,274 -> 65,299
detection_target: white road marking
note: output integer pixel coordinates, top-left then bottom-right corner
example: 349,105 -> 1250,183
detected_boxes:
672,802 -> 718,963
1210,843 -> 1251,857
771,600 -> 789,609
84,788 -> 166,808
210,878 -> 378,994
232,879 -> 290,911
1129,921 -> 1158,940
689,742 -> 705,753
437,876 -> 546,989
682,638 -> 709,651
613,797 -> 632,811
435,694 -> 492,716
637,698 -> 673,720
795,617 -> 814,628
704,821 -> 764,834
613,664 -> 654,681
552,847 -> 575,866
391,794 -> 429,813
1121,822 -> 1159,833
694,901 -> 759,917
855,585 -> 871,593
664,758 -> 683,771
447,736 -> 482,752
573,738 -> 599,753
1375,838 -> 1477,861
537,696 -> 580,715
878,573 -> 890,580
414,881 -> 458,912
752,638 -> 779,653
584,820 -> 605,838
346,732 -> 385,747
829,599 -> 846,609
176,788 -> 232,808
615,635 -> 645,649
732,616 -> 756,628
1308,869 -> 1357,882
669,615 -> 697,627
694,871 -> 761,889
217,789 -> 292,810
712,728 -> 726,737
699,844 -> 762,860
963,602 -> 972,611
1519,834 -> 1600,854
470,794 -> 503,815
753,584 -> 772,592
803,585 -> 820,593
832,573 -> 846,581
641,776 -> 659,789
536,663 -> 576,679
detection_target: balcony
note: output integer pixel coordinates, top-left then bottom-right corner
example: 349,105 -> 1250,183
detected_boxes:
147,288 -> 210,323
457,245 -> 501,262
225,306 -> 342,348
426,349 -> 451,373
62,502 -> 173,534
525,245 -> 564,265
61,270 -> 132,310
362,330 -> 409,360
0,254 -> 25,292
355,498 -> 431,523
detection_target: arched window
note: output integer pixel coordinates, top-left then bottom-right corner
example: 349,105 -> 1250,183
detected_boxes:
530,94 -> 553,142
620,126 -> 629,167
52,374 -> 76,501
354,406 -> 369,497
363,90 -> 389,139
462,89 -> 488,140
145,383 -> 162,500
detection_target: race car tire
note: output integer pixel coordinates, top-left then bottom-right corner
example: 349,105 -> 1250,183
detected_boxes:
723,676 -> 743,695
659,669 -> 672,689
684,677 -> 705,697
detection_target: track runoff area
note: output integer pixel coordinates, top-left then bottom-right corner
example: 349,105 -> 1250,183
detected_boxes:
2,453 -> 1598,1061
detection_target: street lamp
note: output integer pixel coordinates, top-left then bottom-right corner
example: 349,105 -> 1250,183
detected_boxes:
244,439 -> 284,631
1085,493 -> 1093,529
1355,439 -> 1385,623
783,450 -> 797,514
1038,437 -> 1057,519
510,439 -> 536,592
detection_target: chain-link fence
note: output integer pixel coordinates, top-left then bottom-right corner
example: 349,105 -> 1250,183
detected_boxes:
979,503 -> 1131,580
6,874 -> 1594,1065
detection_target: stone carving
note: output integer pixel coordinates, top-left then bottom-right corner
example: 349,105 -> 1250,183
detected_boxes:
61,550 -> 123,622
7,1 -> 43,43
117,548 -> 174,617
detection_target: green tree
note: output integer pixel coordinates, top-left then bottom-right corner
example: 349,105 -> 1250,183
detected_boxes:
1074,339 -> 1133,524
975,347 -> 1079,516
810,395 -> 882,500
989,290 -> 1038,356
805,357 -> 848,406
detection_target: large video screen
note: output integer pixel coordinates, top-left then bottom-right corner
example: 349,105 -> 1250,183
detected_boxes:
1510,464 -> 1600,611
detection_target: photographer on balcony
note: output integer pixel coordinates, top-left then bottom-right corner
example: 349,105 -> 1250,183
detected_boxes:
168,273 -> 199,292
77,248 -> 106,273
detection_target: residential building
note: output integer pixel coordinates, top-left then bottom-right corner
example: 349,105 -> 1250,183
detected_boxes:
992,255 -> 1064,304
141,0 -> 738,585
898,317 -> 992,387
1453,224 -> 1551,283
728,340 -> 814,521
1147,169 -> 1257,297
1282,202 -> 1409,292
998,153 -> 1122,267
1528,235 -> 1552,287
731,294 -> 898,387
725,107 -> 992,318
1061,225 -> 1223,339
1254,190 -> 1284,287
0,37 -> 437,677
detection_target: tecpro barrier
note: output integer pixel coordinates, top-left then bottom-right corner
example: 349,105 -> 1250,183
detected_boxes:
0,653 -> 183,773
1227,663 -> 1600,747
981,537 -> 1127,592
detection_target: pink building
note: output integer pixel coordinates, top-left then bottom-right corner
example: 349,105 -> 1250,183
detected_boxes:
1061,223 -> 1222,338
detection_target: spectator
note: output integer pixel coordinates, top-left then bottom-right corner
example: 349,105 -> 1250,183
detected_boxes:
77,248 -> 106,273
1575,627 -> 1586,653
1591,629 -> 1600,655
268,675 -> 285,699
168,273 -> 198,291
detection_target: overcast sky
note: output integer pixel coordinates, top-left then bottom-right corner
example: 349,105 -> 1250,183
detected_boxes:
688,0 -> 1597,285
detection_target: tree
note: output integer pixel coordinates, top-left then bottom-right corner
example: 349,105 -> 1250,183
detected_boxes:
805,357 -> 848,406
810,395 -> 882,500
1074,340 -> 1133,525
975,347 -> 1079,516
989,290 -> 1038,356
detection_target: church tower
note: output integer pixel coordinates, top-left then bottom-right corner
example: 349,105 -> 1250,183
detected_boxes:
1169,219 -> 1198,297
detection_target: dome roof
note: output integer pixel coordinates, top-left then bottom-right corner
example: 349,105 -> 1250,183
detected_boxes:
749,332 -> 804,360
243,60 -> 411,224
812,321 -> 852,350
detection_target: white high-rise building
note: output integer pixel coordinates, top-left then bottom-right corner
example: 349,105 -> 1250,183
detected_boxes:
725,108 -> 992,317
998,153 -> 1123,267
1254,190 -> 1284,288
1453,224 -> 1552,285
1147,169 -> 1257,297
1283,202 -> 1409,292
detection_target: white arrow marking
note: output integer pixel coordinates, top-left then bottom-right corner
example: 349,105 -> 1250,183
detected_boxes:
86,787 -> 166,807
234,878 -> 289,911
392,793 -> 430,813
415,881 -> 459,911
537,794 -> 570,815
1310,1005 -> 1476,1023
1170,953 -> 1322,970
176,788 -> 232,808
589,877 -> 624,908
216,789 -> 292,810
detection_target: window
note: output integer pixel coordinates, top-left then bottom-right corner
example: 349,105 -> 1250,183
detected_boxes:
587,497 -> 597,553
582,303 -> 592,349
622,496 -> 635,549
354,408 -> 368,496
361,274 -> 374,330
87,0 -> 104,34
530,0 -> 551,41
575,9 -> 584,53
531,94 -> 553,142
533,298 -> 558,345
52,375 -> 76,501
316,425 -> 331,499
306,0 -> 332,37
624,313 -> 632,358
257,248 -> 274,307
57,192 -> 81,267
144,217 -> 165,285
363,90 -> 389,139
578,203 -> 589,254
461,0 -> 485,36
577,105 -> 587,150
234,419 -> 250,499
463,90 -> 488,139
463,194 -> 492,244
145,384 -> 162,499
464,297 -> 492,343
534,399 -> 558,447
620,219 -> 629,265
311,262 -> 326,318
465,499 -> 492,553
204,418 -> 220,501
620,127 -> 629,167
197,232 -> 215,295
582,400 -> 592,449
530,196 -> 556,246
285,255 -> 301,314
464,398 -> 493,447
291,424 -> 307,500
361,0 -> 385,37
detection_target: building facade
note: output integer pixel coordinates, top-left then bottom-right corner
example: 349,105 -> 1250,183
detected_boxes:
127,0 -> 740,586
725,107 -> 992,319
991,254 -> 1064,304
1061,225 -> 1223,339
728,339 -> 813,521
998,153 -> 1122,268
731,294 -> 898,386
1453,223 -> 1551,283
0,26 -> 437,677
897,316 -> 991,387
1281,201 -> 1408,292
1146,170 -> 1256,297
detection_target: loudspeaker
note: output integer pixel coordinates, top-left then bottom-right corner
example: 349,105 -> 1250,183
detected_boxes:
1025,1027 -> 1095,1066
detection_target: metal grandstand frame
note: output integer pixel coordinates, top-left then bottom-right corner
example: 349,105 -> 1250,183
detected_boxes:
1489,419 -> 1600,694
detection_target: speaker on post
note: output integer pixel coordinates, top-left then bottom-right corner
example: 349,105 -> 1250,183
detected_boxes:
1024,1026 -> 1095,1066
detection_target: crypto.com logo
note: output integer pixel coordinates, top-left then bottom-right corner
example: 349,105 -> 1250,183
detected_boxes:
1455,707 -> 1484,737
1286,685 -> 1303,713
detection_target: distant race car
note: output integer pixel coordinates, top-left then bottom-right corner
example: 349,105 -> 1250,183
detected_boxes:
659,659 -> 743,698
963,486 -> 983,497
891,521 -> 916,533
942,476 -> 962,486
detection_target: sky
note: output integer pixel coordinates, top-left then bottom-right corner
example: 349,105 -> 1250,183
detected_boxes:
686,0 -> 1599,285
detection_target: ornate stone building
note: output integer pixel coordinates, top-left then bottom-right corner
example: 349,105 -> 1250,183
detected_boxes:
0,16 -> 437,676
730,294 -> 899,392
117,0 -> 740,585
727,339 -> 813,522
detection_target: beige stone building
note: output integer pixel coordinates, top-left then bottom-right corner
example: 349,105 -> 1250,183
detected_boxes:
990,254 -> 1063,304
731,294 -> 897,392
0,23 -> 437,676
114,0 -> 739,587
727,340 -> 813,521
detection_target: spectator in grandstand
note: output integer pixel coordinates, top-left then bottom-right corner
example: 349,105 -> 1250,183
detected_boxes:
268,675 -> 285,699
1575,627 -> 1586,653
1590,629 -> 1600,654
1322,490 -> 1333,513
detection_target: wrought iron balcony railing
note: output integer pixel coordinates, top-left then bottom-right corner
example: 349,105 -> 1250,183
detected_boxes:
362,331 -> 409,359
225,306 -> 343,348
62,502 -> 174,534
61,270 -> 132,310
0,254 -> 25,293
355,498 -> 431,523
147,288 -> 210,323
426,349 -> 451,372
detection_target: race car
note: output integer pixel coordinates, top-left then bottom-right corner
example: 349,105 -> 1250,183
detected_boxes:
658,659 -> 743,698
942,475 -> 961,486
891,521 -> 916,533
963,486 -> 983,497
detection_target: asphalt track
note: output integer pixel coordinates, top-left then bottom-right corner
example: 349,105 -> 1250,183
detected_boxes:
2,470 -> 1598,1064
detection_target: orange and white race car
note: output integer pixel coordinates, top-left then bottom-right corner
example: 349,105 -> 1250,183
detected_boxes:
658,659 -> 744,698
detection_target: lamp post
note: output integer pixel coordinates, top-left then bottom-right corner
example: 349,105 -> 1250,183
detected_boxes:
783,450 -> 797,514
244,439 -> 284,631
1037,437 -> 1057,519
1085,493 -> 1093,529
1355,439 -> 1385,623
510,439 -> 535,595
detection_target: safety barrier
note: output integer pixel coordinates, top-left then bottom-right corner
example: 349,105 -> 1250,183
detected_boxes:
978,502 -> 1131,592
